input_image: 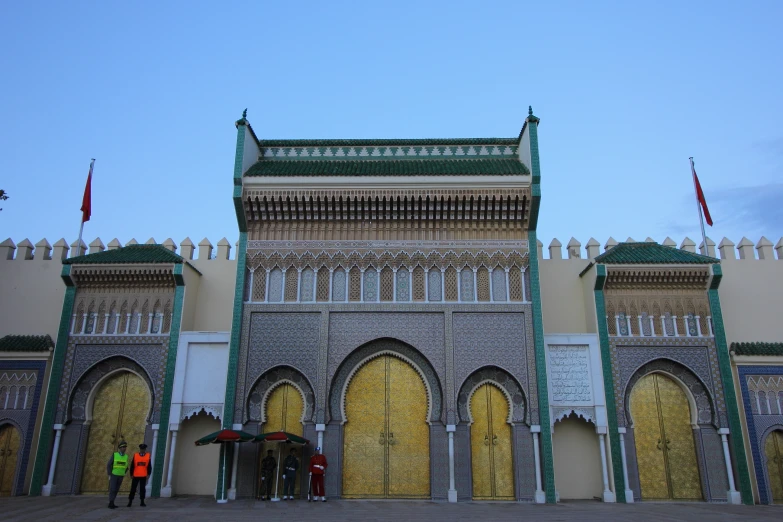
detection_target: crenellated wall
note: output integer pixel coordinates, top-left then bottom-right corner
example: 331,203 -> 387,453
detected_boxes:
0,237 -> 238,340
537,236 -> 783,345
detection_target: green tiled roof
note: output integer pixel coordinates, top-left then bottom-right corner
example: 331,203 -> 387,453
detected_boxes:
245,158 -> 530,177
0,334 -> 54,352
594,242 -> 718,265
64,245 -> 184,265
731,342 -> 783,357
260,138 -> 519,147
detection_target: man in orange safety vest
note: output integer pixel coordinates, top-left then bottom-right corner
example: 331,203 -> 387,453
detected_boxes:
127,443 -> 152,507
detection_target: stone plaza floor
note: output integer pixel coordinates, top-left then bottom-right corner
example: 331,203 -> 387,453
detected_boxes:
1,496 -> 782,521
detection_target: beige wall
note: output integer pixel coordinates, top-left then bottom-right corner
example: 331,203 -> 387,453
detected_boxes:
0,246 -> 66,340
552,415 -> 603,499
187,258 -> 237,332
539,258 -> 591,334
719,259 -> 783,344
173,412 -> 221,496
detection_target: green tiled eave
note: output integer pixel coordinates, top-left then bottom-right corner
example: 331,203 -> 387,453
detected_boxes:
731,342 -> 783,357
63,244 -> 184,265
244,158 -> 529,177
0,335 -> 54,352
594,242 -> 718,265
260,137 -> 519,147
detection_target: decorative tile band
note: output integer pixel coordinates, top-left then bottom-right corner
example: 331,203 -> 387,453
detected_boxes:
261,145 -> 519,160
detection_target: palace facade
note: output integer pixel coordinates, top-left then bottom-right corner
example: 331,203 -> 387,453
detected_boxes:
1,109 -> 782,504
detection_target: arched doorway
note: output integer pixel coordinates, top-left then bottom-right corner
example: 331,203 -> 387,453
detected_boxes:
552,413 -> 602,500
470,383 -> 514,500
81,371 -> 150,494
765,430 -> 783,503
174,411 -> 221,495
0,424 -> 21,496
257,383 -> 304,499
630,372 -> 701,500
342,355 -> 430,499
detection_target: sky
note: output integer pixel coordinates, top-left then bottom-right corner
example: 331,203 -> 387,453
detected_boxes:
1,1 -> 782,258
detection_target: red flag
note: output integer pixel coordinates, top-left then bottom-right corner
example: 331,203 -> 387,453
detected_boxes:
81,160 -> 94,223
691,163 -> 713,226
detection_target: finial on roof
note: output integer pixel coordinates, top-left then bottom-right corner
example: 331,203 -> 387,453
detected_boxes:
242,108 -> 247,119
528,106 -> 533,116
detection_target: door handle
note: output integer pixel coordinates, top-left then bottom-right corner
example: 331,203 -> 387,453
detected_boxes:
484,434 -> 490,446
388,432 -> 396,446
657,439 -> 662,451
379,431 -> 386,445
492,434 -> 498,446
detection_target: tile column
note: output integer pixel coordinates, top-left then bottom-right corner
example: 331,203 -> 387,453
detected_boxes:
42,424 -> 64,496
531,425 -> 545,503
598,428 -> 615,502
147,423 -> 159,498
447,425 -> 457,502
718,428 -> 742,504
161,425 -> 178,497
228,423 -> 243,500
617,427 -> 634,502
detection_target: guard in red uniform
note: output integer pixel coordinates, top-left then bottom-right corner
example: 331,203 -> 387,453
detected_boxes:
127,443 -> 152,507
309,446 -> 328,501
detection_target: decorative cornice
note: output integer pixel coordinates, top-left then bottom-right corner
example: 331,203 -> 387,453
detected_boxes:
70,265 -> 179,289
260,144 -> 519,160
605,266 -> 712,290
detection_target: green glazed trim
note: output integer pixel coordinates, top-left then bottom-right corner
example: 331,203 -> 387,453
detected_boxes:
707,268 -> 753,504
593,264 -> 627,502
29,268 -> 75,495
216,231 -> 247,500
151,264 -> 185,497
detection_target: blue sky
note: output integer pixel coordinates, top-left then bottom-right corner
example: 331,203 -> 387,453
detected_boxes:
1,1 -> 781,257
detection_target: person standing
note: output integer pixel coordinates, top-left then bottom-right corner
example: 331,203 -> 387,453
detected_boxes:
127,443 -> 152,507
260,449 -> 277,500
106,441 -> 129,509
282,448 -> 299,500
309,446 -> 328,502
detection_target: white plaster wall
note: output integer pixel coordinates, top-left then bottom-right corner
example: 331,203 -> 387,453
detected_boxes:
173,411 -> 221,496
553,416 -> 603,500
242,125 -> 260,175
518,124 -> 532,170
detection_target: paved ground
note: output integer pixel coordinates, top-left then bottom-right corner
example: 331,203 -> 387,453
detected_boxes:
1,496 -> 782,521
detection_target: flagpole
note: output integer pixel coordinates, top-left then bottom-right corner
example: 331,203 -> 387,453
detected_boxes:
76,159 -> 95,256
690,157 -> 708,254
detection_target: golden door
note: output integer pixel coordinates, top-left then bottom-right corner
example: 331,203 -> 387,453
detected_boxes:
0,424 -> 22,496
470,384 -> 514,500
630,373 -> 701,500
343,355 -> 430,498
765,430 -> 783,502
81,372 -> 150,494
258,383 -> 303,498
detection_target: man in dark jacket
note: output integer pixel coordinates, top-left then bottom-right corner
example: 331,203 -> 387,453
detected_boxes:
260,449 -> 277,500
282,448 -> 299,500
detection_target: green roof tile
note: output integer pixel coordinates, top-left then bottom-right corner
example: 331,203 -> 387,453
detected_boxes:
0,334 -> 54,352
731,342 -> 783,357
63,244 -> 184,265
259,138 -> 519,147
245,158 -> 530,177
594,242 -> 718,265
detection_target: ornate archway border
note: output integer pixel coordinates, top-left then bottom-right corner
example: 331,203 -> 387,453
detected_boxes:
246,366 -> 315,425
457,366 -> 527,425
328,338 -> 443,423
67,356 -> 155,423
623,358 -> 717,428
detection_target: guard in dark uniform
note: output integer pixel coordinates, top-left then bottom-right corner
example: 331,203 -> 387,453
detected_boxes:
282,448 -> 299,500
260,449 -> 277,500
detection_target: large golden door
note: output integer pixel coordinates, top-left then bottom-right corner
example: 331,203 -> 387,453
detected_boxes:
81,372 -> 150,494
630,373 -> 701,500
765,430 -> 783,502
258,383 -> 303,498
0,424 -> 21,496
470,384 -> 514,500
343,355 -> 430,498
